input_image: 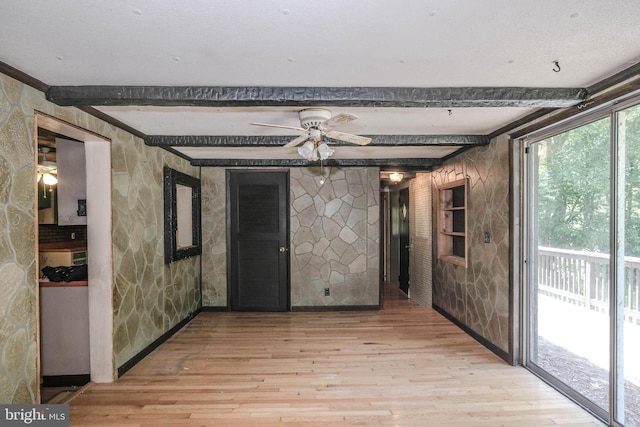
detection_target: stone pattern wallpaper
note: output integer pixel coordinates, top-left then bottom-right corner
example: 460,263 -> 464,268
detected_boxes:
431,136 -> 510,353
0,72 -> 201,403
111,134 -> 201,368
290,167 -> 380,307
0,74 -> 38,404
201,167 -> 227,306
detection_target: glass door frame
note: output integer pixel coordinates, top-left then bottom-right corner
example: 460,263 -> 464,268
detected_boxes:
609,94 -> 640,427
520,92 -> 640,426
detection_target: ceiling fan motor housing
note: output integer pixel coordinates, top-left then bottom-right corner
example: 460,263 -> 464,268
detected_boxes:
299,108 -> 332,129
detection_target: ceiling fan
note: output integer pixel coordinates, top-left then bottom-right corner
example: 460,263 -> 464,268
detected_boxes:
251,108 -> 372,161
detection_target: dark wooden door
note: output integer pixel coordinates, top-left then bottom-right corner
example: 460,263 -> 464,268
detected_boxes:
229,171 -> 289,311
398,188 -> 410,294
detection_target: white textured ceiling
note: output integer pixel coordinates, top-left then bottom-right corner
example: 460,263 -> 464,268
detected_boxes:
94,106 -> 531,135
2,0 -> 640,166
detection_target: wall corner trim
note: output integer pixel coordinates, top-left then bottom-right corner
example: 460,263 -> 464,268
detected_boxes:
116,309 -> 200,377
432,303 -> 513,364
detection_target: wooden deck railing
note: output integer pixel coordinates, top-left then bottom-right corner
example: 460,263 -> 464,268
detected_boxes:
537,246 -> 640,325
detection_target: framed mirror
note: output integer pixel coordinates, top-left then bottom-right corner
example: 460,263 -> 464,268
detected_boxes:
163,166 -> 201,263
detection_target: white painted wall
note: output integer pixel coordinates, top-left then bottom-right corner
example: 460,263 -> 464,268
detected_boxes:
85,138 -> 114,382
56,137 -> 87,225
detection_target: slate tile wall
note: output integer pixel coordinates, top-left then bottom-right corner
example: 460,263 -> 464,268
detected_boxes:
431,135 -> 511,353
201,166 -> 381,308
290,167 -> 380,307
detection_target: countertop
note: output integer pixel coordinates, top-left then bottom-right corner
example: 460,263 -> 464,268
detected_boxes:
40,280 -> 88,287
39,241 -> 87,251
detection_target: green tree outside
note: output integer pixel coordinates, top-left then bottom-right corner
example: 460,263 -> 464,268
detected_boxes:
536,104 -> 640,257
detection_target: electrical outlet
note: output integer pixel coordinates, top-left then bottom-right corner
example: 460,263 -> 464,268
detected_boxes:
484,232 -> 491,243
71,232 -> 76,240
324,288 -> 330,296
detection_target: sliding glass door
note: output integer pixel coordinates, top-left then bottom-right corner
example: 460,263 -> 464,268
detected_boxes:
616,102 -> 640,427
525,97 -> 640,426
527,116 -> 611,417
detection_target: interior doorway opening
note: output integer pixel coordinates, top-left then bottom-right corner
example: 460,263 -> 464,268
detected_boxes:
35,113 -> 113,403
381,173 -> 413,297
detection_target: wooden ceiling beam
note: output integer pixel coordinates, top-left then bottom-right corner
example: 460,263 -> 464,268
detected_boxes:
190,157 -> 442,169
46,86 -> 587,108
145,134 -> 489,147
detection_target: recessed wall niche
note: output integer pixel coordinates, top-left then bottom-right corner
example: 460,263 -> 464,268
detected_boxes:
437,177 -> 468,267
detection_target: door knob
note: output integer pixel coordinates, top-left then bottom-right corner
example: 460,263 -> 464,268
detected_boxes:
279,246 -> 289,253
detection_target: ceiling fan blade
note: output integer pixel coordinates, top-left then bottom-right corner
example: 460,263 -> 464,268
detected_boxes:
322,113 -> 358,128
325,130 -> 371,146
284,134 -> 310,147
251,122 -> 305,132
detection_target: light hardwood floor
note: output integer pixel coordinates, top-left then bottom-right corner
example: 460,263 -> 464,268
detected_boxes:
68,284 -> 603,426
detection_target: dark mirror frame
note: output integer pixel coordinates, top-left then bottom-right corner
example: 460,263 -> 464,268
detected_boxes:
163,166 -> 202,263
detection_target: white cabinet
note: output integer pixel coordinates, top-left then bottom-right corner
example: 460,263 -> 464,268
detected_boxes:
56,137 -> 87,225
40,285 -> 90,376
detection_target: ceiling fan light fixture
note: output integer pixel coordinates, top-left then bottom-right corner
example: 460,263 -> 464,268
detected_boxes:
299,108 -> 332,129
298,140 -> 317,161
251,108 -> 370,158
317,142 -> 334,160
389,172 -> 403,183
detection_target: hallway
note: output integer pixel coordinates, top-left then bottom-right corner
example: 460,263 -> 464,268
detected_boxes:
67,284 -> 602,426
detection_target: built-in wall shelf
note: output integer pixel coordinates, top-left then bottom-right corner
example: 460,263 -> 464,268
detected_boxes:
437,178 -> 468,268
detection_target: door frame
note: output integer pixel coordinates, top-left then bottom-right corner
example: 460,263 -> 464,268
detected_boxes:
398,187 -> 410,294
35,112 -> 114,396
225,169 -> 290,311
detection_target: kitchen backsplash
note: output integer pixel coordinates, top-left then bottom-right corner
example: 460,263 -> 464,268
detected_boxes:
38,224 -> 87,243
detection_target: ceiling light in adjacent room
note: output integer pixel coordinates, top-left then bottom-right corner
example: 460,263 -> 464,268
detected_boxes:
42,173 -> 58,185
389,172 -> 403,183
37,147 -> 58,185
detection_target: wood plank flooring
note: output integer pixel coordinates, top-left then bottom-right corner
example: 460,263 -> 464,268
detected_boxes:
68,284 -> 603,426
